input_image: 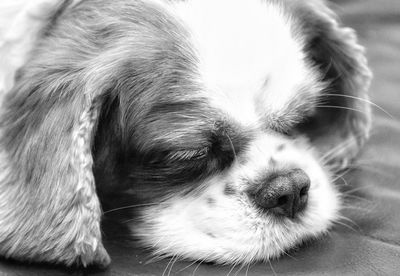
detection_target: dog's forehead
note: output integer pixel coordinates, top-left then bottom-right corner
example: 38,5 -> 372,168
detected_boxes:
170,0 -> 321,127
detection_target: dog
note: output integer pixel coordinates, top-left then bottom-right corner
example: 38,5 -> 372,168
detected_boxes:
0,0 -> 371,268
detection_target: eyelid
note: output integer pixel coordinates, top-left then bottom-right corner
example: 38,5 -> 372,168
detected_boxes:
167,147 -> 209,161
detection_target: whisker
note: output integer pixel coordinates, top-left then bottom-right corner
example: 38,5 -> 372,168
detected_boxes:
321,139 -> 359,163
320,139 -> 357,164
335,175 -> 349,186
333,220 -> 359,233
341,194 -> 372,204
267,259 -> 278,276
274,241 -> 297,261
162,255 -> 175,276
319,129 -> 378,167
235,262 -> 250,276
245,263 -> 251,276
354,160 -> 391,167
178,260 -> 199,273
191,258 -> 205,276
323,93 -> 395,119
332,168 -> 352,182
340,204 -> 373,213
227,262 -> 238,276
335,216 -> 362,232
336,215 -> 359,227
121,218 -> 136,224
144,252 -> 165,265
168,255 -> 180,276
103,202 -> 161,214
315,105 -> 368,116
341,163 -> 378,171
320,57 -> 335,80
225,132 -> 237,161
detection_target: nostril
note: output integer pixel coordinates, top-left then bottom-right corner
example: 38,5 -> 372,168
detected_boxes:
277,195 -> 289,206
300,186 -> 309,197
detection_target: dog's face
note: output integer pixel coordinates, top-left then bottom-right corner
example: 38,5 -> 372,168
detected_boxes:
0,0 -> 371,267
92,0 -> 346,264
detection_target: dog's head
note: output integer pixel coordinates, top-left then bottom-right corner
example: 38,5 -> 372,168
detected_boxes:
0,0 -> 371,266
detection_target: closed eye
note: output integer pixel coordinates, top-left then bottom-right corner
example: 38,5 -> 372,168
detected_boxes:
166,147 -> 209,162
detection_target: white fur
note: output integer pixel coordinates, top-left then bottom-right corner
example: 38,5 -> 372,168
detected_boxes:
135,134 -> 340,263
171,0 -> 322,127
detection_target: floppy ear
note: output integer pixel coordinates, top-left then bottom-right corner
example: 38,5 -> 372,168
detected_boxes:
0,0 -> 110,267
0,0 -> 82,97
292,0 -> 372,170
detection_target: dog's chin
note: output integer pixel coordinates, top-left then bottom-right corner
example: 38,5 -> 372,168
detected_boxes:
132,134 -> 340,264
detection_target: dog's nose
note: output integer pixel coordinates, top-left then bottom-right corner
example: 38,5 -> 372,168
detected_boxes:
254,169 -> 310,218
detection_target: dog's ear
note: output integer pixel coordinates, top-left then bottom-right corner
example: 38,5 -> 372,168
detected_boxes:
291,0 -> 372,170
0,0 -> 82,96
0,0 -> 110,267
